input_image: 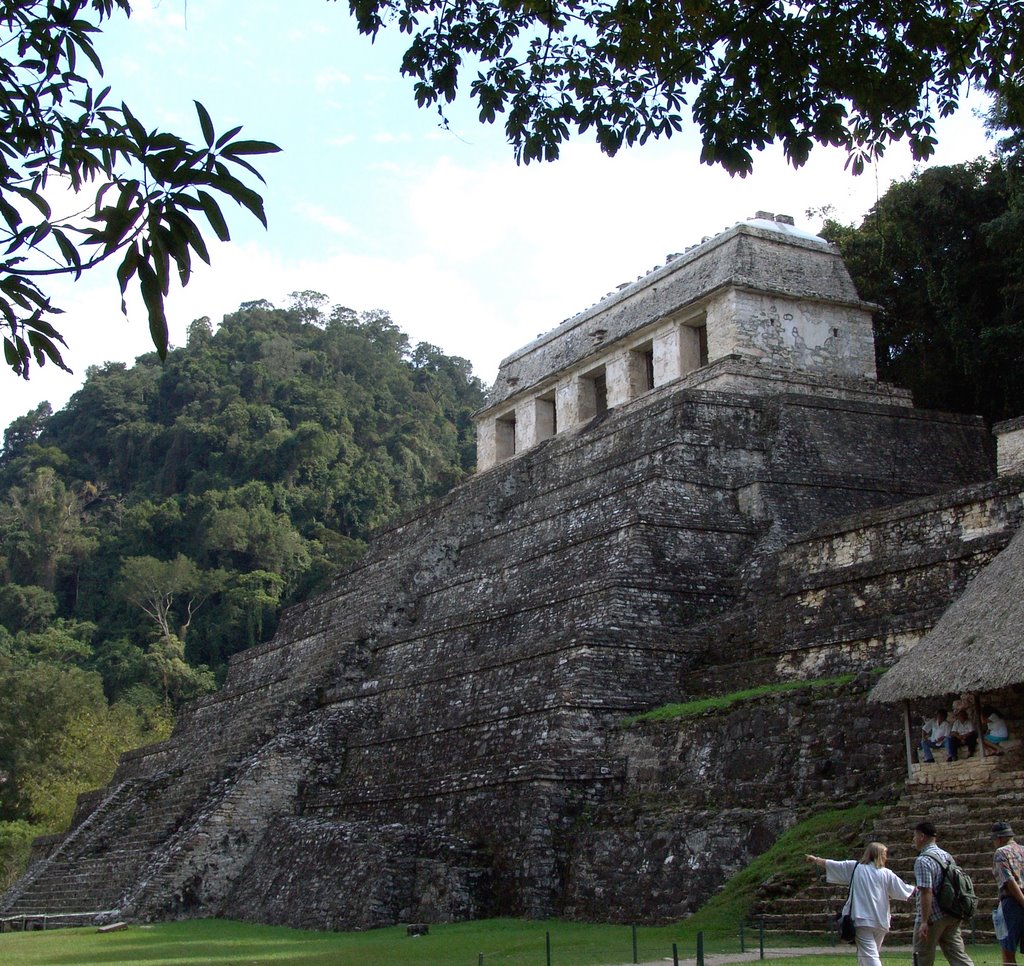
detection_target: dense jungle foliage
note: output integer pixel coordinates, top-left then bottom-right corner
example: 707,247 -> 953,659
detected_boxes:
821,153 -> 1024,426
0,293 -> 484,885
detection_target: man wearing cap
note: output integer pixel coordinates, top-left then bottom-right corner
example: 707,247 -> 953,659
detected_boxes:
913,821 -> 974,966
991,821 -> 1024,965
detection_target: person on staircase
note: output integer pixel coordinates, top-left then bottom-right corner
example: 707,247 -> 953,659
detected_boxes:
805,843 -> 914,966
913,821 -> 975,966
990,821 -> 1024,966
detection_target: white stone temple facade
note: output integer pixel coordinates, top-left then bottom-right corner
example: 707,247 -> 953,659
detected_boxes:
474,213 -> 904,471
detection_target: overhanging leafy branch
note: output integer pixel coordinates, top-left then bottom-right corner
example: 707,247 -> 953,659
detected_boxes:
0,0 -> 279,379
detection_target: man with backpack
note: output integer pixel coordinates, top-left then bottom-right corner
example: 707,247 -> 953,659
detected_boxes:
913,821 -> 975,966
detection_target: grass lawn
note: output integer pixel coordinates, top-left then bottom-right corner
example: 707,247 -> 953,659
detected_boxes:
0,918 -> 1006,966
0,917 -> 802,966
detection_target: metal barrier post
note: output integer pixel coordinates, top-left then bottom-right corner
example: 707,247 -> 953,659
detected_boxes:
632,924 -> 638,963
478,953 -> 484,966
672,941 -> 679,966
759,918 -> 765,960
546,929 -> 551,966
697,930 -> 705,966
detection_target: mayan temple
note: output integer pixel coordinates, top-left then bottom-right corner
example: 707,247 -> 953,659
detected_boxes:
3,213 -> 1022,931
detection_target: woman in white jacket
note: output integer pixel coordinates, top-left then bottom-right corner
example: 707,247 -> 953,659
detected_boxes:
806,843 -> 915,966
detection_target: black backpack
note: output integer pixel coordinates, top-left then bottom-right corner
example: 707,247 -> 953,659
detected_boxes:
931,854 -> 977,921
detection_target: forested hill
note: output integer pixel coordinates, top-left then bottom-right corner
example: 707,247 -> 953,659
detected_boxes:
0,296 -> 485,882
2,295 -> 485,689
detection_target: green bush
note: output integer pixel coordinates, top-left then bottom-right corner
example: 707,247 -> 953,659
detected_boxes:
0,820 -> 39,892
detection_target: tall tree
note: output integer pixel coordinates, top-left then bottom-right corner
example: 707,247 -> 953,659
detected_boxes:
119,554 -> 222,643
2,468 -> 97,592
822,159 -> 1024,423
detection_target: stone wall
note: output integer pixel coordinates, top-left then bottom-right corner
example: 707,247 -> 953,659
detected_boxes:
678,476 -> 1024,697
563,673 -> 903,922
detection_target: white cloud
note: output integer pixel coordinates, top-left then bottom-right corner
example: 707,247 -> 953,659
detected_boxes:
295,202 -> 356,236
121,0 -> 186,29
372,132 -> 414,144
315,67 -> 352,91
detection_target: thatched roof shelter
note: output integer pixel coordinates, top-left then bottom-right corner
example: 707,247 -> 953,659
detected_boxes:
870,524 -> 1024,704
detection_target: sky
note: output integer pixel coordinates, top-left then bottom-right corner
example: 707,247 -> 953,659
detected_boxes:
0,0 -> 996,432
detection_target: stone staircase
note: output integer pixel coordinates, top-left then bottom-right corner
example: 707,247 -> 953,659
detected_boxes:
752,763 -> 1024,944
0,765 -> 221,921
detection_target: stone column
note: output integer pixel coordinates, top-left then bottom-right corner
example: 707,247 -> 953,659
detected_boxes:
605,352 -> 631,409
555,380 -> 580,432
495,413 -> 516,463
995,416 -> 1024,476
653,327 -> 684,385
514,400 -> 536,455
476,419 -> 497,472
533,397 -> 556,441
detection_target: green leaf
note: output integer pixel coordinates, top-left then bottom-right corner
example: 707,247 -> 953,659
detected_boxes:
197,191 -> 231,242
25,316 -> 67,342
3,336 -> 21,370
0,197 -> 23,232
195,100 -> 216,147
27,329 -> 72,372
116,245 -> 139,297
52,229 -> 83,275
214,125 -> 244,149
221,139 -> 282,157
30,223 -> 52,247
12,186 -> 53,220
120,102 -> 148,149
167,210 -> 211,265
136,260 -> 168,360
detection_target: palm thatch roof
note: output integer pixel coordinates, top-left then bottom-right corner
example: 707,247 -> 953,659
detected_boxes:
870,524 -> 1024,703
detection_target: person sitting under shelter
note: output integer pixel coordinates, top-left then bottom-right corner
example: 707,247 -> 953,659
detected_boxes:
920,709 -> 953,763
949,708 -> 978,758
983,707 -> 1010,756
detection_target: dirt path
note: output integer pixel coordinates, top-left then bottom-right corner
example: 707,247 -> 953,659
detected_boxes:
605,945 -> 912,966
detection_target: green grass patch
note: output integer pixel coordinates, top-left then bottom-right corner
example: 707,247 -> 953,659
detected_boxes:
0,919 -> 1004,966
0,917 -> 755,965
684,804 -> 885,940
622,671 -> 886,725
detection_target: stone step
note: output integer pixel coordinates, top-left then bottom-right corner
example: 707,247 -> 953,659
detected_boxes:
750,776 -> 1020,939
757,913 -> 995,944
878,803 -> 1024,823
766,897 -> 1001,917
